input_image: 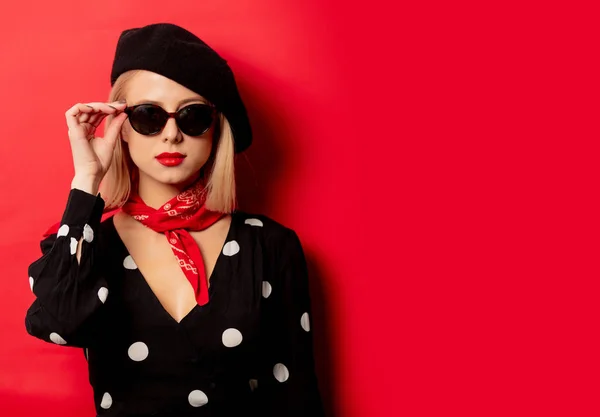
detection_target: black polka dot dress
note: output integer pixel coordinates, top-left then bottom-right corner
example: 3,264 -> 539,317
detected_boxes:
25,188 -> 325,417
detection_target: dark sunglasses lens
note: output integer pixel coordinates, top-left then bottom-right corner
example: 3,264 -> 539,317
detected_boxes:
177,104 -> 214,136
129,105 -> 167,135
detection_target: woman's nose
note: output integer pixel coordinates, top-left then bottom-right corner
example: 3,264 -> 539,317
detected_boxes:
162,117 -> 182,143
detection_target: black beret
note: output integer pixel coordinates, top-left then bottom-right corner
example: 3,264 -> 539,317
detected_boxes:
110,23 -> 252,153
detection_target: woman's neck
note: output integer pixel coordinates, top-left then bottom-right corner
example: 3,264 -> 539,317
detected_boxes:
136,171 -> 202,209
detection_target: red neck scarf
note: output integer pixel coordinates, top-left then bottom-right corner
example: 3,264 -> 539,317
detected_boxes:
120,180 -> 226,306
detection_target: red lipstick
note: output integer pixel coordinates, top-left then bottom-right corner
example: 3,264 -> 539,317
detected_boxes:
156,152 -> 186,167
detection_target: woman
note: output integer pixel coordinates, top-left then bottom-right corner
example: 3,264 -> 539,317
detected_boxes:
25,22 -> 324,417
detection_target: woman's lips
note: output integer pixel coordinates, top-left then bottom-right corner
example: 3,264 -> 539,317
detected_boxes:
156,153 -> 186,167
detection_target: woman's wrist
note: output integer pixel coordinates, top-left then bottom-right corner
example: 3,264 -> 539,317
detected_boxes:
71,176 -> 101,196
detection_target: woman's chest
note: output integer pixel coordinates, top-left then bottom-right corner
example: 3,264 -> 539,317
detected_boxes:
111,212 -> 232,322
99,219 -> 267,362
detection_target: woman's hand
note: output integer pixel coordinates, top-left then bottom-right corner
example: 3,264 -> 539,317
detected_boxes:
65,100 -> 129,185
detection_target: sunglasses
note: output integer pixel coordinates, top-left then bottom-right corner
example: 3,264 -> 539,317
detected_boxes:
123,103 -> 217,136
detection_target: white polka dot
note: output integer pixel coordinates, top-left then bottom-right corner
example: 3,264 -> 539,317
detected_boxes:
222,328 -> 243,347
100,392 -> 112,409
69,237 -> 78,255
123,255 -> 137,270
83,224 -> 94,243
273,363 -> 289,382
249,379 -> 258,391
262,281 -> 272,298
188,390 -> 208,407
128,342 -> 149,361
222,240 -> 240,256
245,218 -> 263,227
57,224 -> 69,237
301,312 -> 311,332
29,276 -> 34,292
49,332 -> 67,345
98,287 -> 108,304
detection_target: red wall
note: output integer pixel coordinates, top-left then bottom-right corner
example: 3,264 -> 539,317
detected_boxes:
1,1 -> 599,416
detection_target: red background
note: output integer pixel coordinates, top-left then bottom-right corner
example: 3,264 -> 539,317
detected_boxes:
1,1 -> 599,416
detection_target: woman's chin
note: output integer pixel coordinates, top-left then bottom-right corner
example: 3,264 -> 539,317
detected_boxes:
154,170 -> 202,187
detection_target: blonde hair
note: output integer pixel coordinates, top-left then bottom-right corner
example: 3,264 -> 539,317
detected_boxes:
99,70 -> 237,213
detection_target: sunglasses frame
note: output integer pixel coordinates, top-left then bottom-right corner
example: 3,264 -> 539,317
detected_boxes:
123,103 -> 217,136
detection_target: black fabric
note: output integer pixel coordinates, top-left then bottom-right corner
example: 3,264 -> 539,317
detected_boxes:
25,189 -> 324,417
110,23 -> 252,153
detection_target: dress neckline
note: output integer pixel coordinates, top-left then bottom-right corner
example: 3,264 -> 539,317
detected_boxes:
103,211 -> 238,325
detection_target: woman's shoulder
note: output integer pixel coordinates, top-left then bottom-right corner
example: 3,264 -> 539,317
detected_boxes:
97,213 -> 125,254
232,210 -> 305,270
232,209 -> 300,244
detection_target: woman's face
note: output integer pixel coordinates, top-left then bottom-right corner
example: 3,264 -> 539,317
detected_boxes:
121,70 -> 216,189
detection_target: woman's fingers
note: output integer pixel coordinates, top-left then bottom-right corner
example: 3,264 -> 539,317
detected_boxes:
86,101 -> 128,128
65,103 -> 95,137
85,101 -> 126,113
91,111 -> 129,172
66,101 -> 127,139
103,111 -> 129,150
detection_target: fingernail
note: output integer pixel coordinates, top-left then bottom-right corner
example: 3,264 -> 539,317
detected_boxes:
118,99 -> 127,103
108,105 -> 117,110
85,104 -> 94,109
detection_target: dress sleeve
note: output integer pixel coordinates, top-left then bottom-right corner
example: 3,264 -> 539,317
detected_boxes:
25,188 -> 109,348
256,228 -> 325,417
